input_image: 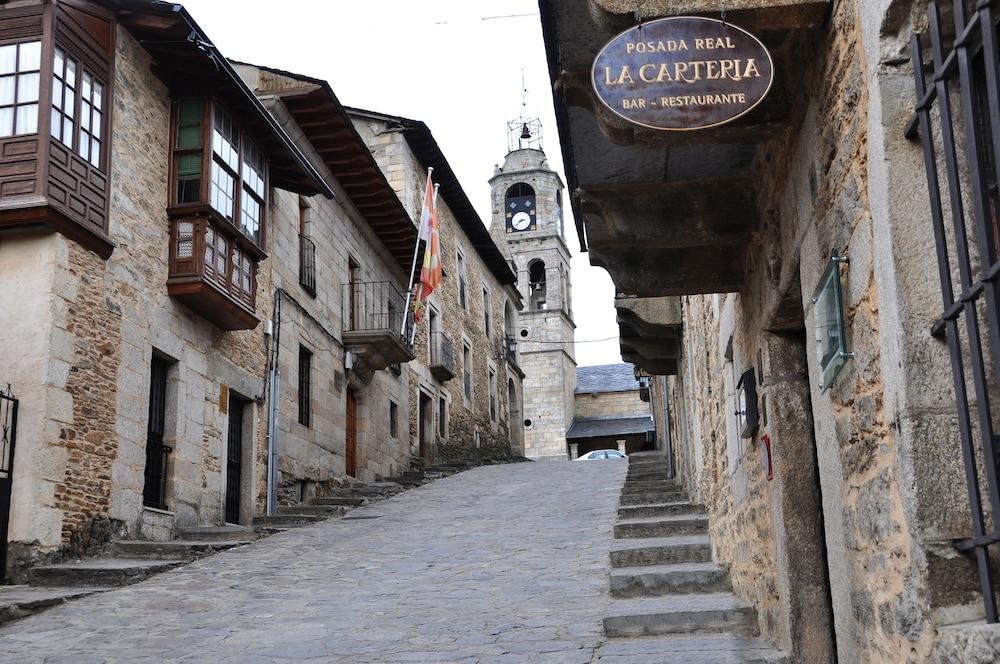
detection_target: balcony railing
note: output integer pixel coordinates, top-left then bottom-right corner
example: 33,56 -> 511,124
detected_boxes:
342,280 -> 415,373
299,235 -> 316,297
430,331 -> 455,382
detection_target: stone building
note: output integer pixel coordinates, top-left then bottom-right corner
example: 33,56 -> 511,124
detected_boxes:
491,132 -> 577,461
0,0 -> 521,582
566,363 -> 655,458
347,109 -> 525,460
541,0 -> 1000,661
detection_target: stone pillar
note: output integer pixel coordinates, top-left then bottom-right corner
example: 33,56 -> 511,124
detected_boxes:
569,442 -> 579,459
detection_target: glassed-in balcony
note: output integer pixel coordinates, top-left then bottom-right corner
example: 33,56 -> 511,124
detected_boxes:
430,331 -> 454,382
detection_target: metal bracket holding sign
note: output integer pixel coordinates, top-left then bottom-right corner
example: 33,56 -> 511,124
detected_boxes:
811,251 -> 852,391
591,16 -> 775,132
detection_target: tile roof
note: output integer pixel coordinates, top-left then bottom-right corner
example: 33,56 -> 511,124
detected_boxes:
566,415 -> 655,440
575,363 -> 641,394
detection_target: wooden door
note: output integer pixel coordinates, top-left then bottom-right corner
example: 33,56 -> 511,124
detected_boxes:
225,397 -> 245,524
418,393 -> 431,461
346,389 -> 358,477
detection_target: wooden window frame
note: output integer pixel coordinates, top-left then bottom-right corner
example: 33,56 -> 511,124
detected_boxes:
482,284 -> 491,338
48,42 -> 109,172
462,341 -> 473,406
168,98 -> 270,250
0,40 -> 41,138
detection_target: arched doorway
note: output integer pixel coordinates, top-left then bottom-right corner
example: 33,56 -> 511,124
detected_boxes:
508,377 -> 523,455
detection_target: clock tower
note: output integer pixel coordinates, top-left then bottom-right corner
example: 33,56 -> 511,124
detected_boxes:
490,119 -> 576,461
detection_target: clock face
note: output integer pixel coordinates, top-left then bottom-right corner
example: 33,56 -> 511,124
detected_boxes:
511,211 -> 532,231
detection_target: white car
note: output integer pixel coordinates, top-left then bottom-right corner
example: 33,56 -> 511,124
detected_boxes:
576,449 -> 627,460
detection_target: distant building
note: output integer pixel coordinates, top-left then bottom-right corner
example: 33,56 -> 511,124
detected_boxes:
567,363 -> 655,458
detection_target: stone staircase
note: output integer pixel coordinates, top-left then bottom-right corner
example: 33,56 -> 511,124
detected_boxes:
597,451 -> 788,663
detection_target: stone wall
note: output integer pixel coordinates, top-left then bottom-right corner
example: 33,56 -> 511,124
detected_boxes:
668,1 -> 1000,662
574,389 -> 649,419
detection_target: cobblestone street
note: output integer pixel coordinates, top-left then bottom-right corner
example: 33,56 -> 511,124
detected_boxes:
0,462 -> 624,663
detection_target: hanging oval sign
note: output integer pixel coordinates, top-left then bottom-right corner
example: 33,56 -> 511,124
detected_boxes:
592,17 -> 774,131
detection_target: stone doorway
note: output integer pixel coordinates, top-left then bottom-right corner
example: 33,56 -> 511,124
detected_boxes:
346,389 -> 358,477
418,391 -> 433,462
224,395 -> 247,525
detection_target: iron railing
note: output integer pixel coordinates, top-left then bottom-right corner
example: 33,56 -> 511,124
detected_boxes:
1,384 -> 18,581
343,280 -> 411,343
430,331 -> 454,374
142,440 -> 172,511
299,235 -> 317,297
908,0 -> 1000,623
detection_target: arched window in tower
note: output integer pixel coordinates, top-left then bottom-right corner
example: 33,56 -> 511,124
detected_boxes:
529,260 -> 547,310
505,183 -> 537,233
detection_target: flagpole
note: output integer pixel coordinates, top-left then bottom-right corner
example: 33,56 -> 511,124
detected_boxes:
410,184 -> 441,346
401,167 -> 433,337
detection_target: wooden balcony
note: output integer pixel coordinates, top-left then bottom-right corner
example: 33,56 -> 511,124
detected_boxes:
166,206 -> 262,331
343,281 -> 415,375
430,331 -> 455,382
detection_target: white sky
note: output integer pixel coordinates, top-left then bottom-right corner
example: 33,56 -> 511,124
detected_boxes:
180,0 -> 621,367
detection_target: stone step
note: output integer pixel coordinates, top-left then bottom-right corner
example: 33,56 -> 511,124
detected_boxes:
618,502 -> 706,520
0,586 -> 112,625
111,539 -> 253,560
252,513 -> 327,527
277,504 -> 350,516
610,562 -> 731,598
625,472 -> 674,482
594,633 -> 789,663
310,496 -> 365,507
614,515 -> 710,539
610,535 -> 712,568
604,593 -> 757,638
30,559 -> 183,588
178,525 -> 257,542
621,491 -> 688,505
330,483 -> 403,497
623,481 -> 683,493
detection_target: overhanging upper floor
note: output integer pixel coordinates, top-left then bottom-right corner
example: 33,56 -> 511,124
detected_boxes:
539,0 -> 829,296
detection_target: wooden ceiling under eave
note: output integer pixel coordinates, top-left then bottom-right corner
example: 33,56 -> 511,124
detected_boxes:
275,86 -> 419,275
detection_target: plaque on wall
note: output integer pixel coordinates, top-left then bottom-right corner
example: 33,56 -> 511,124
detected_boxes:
592,16 -> 774,131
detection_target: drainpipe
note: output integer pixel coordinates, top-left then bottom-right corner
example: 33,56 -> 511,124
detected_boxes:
265,291 -> 283,516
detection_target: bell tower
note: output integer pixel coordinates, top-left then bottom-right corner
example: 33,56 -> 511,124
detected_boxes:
490,119 -> 576,461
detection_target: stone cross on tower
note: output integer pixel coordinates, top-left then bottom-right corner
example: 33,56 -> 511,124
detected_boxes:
490,125 -> 576,461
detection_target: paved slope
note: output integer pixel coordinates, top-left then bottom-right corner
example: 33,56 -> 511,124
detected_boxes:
0,461 -> 625,663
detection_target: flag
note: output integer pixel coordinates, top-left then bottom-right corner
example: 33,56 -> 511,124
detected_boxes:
413,183 -> 442,325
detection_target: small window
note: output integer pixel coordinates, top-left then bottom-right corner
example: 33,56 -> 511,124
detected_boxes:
389,400 -> 399,438
0,41 -> 41,138
298,346 -> 312,427
482,285 -> 491,337
457,250 -> 467,311
489,367 -> 497,422
463,343 -> 473,404
438,396 -> 447,438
